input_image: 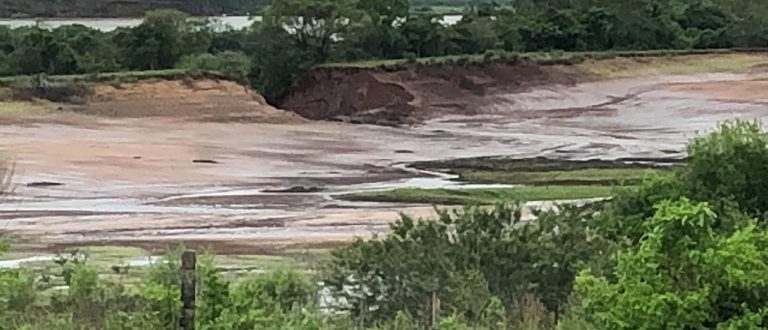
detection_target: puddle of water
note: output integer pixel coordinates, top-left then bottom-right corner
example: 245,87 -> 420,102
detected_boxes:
156,188 -> 266,203
0,255 -> 56,268
125,256 -> 162,267
0,197 -> 280,215
341,175 -> 520,195
0,255 -> 164,269
52,224 -> 391,242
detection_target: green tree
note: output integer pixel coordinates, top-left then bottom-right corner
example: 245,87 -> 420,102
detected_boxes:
681,120 -> 768,215
340,19 -> 409,59
603,120 -> 768,245
604,0 -> 686,49
575,199 -> 768,329
445,16 -> 499,54
399,15 -> 449,57
52,25 -> 120,73
518,9 -> 586,51
322,203 -> 613,326
114,10 -> 211,70
178,51 -> 253,82
358,0 -> 409,26
580,7 -> 616,50
4,26 -> 75,75
247,22 -> 319,103
264,0 -> 363,60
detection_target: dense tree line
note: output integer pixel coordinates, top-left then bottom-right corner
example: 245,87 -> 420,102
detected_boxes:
3,0 -> 768,101
0,0 -> 272,17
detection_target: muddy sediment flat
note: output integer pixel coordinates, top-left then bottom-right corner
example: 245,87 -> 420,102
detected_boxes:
2,68 -> 768,252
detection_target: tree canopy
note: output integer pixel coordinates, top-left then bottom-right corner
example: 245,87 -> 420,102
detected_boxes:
4,1 -> 768,102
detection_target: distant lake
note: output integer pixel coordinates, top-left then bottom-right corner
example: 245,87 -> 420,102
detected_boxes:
0,15 -> 463,31
0,16 -> 254,31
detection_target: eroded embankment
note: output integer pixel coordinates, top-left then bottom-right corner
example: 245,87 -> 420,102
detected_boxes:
280,59 -> 581,126
3,53 -> 768,251
1,76 -> 305,124
279,52 -> 768,126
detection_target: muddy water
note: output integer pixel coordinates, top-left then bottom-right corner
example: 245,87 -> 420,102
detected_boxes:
1,72 -> 767,251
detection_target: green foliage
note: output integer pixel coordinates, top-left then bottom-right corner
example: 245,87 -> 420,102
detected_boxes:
233,269 -> 313,313
177,51 -> 252,82
208,269 -> 315,329
682,120 -> 768,215
264,0 -> 362,60
399,15 -> 450,57
247,22 -> 319,102
322,203 -> 613,326
138,248 -> 182,328
358,0 -> 410,25
114,10 -> 212,70
0,270 -> 36,313
5,0 -> 768,102
339,185 -> 616,205
604,119 -> 768,243
575,199 -> 768,329
446,17 -> 498,54
602,173 -> 684,243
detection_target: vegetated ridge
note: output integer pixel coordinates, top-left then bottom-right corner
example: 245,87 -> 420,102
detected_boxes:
0,72 -> 303,123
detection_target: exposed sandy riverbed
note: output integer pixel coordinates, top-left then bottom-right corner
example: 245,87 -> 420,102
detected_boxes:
1,68 -> 768,253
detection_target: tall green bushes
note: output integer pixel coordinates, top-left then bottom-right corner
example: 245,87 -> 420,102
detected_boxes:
4,1 -> 768,103
575,199 -> 768,329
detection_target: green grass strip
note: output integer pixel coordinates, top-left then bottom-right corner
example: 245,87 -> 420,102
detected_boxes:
339,185 -> 617,205
457,168 -> 662,186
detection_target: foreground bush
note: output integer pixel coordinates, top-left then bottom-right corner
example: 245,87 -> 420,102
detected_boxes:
576,199 -> 768,329
322,203 -> 614,327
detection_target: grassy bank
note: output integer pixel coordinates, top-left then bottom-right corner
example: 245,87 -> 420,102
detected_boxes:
2,49 -> 763,96
323,49 -> 768,82
339,185 -> 615,205
0,69 -> 244,92
323,49 -> 737,69
339,157 -> 674,205
0,244 -> 330,288
457,168 -> 663,186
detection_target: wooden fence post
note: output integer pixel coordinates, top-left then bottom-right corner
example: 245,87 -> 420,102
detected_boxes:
180,250 -> 196,330
431,291 -> 440,329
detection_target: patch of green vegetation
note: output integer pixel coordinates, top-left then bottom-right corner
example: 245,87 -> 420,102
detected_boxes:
457,168 -> 664,186
214,254 -> 300,271
322,49 -> 735,69
581,53 -> 768,78
0,101 -> 35,114
2,245 -> 314,288
339,185 -> 616,205
411,5 -> 464,15
0,69 -> 234,89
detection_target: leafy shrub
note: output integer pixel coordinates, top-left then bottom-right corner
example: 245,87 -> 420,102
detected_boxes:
177,51 -> 252,82
403,51 -> 418,63
681,120 -> 768,215
322,203 -> 613,326
575,199 -> 768,328
0,269 -> 36,313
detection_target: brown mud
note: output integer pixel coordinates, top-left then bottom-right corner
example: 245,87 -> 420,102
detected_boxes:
281,60 -> 579,126
85,79 -> 304,123
2,55 -> 768,254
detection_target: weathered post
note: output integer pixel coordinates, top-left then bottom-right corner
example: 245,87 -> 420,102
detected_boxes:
431,291 -> 440,329
180,250 -> 196,330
